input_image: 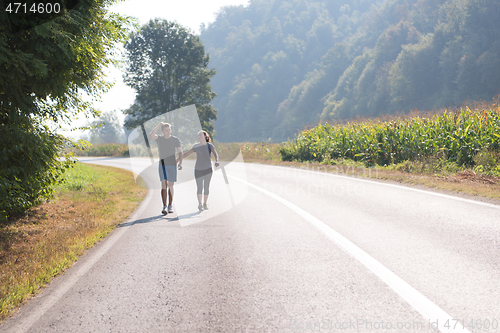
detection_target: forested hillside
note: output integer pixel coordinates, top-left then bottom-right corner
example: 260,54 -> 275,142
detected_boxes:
200,0 -> 500,142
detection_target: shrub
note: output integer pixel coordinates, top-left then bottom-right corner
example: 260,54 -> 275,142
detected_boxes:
0,119 -> 72,222
70,143 -> 129,157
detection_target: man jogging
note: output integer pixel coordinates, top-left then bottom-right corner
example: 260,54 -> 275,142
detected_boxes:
149,122 -> 183,215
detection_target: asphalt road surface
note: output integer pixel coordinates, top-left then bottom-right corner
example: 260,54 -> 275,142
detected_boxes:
2,157 -> 499,333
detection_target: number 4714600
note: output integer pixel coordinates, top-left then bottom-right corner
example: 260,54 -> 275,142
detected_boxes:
5,2 -> 61,14
444,319 -> 498,330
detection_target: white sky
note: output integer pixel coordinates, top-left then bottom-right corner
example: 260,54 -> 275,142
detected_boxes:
63,0 -> 249,139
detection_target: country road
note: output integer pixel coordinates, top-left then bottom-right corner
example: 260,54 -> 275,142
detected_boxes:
2,157 -> 500,333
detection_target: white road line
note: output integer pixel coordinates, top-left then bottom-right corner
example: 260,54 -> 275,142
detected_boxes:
231,175 -> 471,333
8,189 -> 155,333
80,158 -> 500,209
251,163 -> 500,209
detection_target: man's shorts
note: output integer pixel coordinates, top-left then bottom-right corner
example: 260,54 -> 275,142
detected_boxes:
158,164 -> 177,182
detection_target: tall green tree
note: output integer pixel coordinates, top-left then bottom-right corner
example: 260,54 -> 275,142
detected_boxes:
0,0 -> 132,221
1,0 -> 131,123
123,19 -> 217,134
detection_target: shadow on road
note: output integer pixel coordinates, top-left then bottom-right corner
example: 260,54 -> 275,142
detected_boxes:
117,210 -> 204,228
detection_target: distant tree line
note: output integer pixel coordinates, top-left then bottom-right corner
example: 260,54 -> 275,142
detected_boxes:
85,110 -> 125,144
200,0 -> 500,142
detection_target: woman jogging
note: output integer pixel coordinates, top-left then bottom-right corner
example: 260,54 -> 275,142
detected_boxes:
182,130 -> 219,211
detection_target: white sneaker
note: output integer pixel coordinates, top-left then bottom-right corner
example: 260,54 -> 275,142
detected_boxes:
167,205 -> 173,213
161,206 -> 168,215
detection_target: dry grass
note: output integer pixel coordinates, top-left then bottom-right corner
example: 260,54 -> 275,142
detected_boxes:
0,163 -> 148,321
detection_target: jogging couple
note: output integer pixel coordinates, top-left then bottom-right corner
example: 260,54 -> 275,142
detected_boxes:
149,122 -> 219,215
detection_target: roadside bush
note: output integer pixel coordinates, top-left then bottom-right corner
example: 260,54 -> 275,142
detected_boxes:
390,153 -> 463,175
0,119 -> 72,222
473,148 -> 500,176
70,143 -> 129,157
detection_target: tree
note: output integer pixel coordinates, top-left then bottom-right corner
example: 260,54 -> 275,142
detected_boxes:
123,19 -> 217,135
0,0 -> 132,221
87,110 -> 124,144
1,0 -> 131,123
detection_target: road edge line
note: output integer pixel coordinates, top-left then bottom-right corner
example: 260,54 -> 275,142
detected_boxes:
230,175 -> 470,333
250,163 -> 500,210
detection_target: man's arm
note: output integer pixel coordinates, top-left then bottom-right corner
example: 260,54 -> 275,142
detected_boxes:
176,146 -> 183,170
149,122 -> 163,141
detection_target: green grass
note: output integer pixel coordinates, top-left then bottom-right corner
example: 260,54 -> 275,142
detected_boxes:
57,162 -> 100,192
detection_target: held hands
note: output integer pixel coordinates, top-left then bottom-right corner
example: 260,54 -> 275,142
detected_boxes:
177,163 -> 182,170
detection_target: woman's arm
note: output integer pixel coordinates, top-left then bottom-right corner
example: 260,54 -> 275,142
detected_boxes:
178,149 -> 193,163
211,145 -> 219,167
184,148 -> 193,158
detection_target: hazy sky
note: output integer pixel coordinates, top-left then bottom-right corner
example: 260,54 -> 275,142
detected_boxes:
64,0 -> 249,138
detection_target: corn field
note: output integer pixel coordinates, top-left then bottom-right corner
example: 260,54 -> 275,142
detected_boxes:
279,107 -> 500,167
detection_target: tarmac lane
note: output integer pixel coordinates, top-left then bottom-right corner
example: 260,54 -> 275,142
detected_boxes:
1,157 -> 499,332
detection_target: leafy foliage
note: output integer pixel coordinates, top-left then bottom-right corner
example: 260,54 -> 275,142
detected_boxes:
0,0 -> 132,221
123,19 -> 217,135
1,0 -> 131,123
0,118 -> 72,221
279,106 -> 500,168
69,143 -> 129,157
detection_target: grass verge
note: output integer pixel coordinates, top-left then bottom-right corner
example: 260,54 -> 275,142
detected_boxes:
0,162 -> 148,321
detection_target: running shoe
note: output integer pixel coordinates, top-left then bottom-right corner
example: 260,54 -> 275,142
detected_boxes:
203,203 -> 208,210
198,203 -> 203,211
167,205 -> 173,213
161,206 -> 168,215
